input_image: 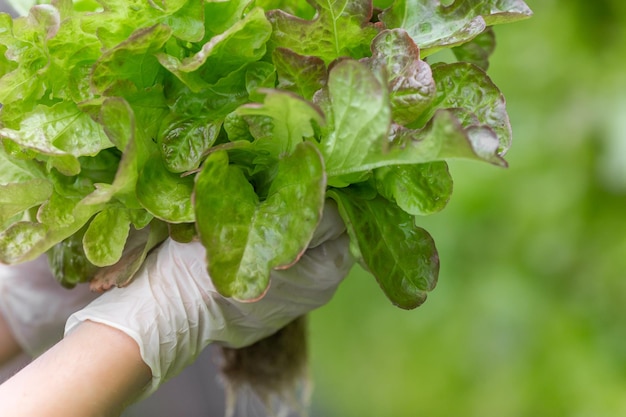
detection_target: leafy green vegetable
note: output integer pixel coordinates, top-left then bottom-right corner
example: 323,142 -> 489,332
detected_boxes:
83,206 -> 131,267
0,0 -> 530,308
380,0 -> 532,57
47,223 -> 99,288
195,141 -> 326,301
330,189 -> 439,309
0,179 -> 52,226
266,0 -> 378,64
374,162 -> 453,216
451,26 -> 496,70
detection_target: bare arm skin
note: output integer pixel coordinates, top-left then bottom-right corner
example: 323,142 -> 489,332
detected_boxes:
0,321 -> 152,417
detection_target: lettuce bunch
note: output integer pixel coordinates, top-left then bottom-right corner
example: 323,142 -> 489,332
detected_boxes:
0,0 -> 531,308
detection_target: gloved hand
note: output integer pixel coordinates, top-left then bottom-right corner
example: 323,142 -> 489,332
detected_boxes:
0,258 -> 98,358
65,199 -> 354,400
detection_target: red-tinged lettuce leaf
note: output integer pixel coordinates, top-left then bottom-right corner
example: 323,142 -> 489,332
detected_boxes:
379,0 -> 532,56
0,101 -> 113,157
91,24 -> 172,94
266,0 -> 378,64
157,7 -> 272,90
363,29 -> 436,126
0,179 -> 53,226
416,61 -> 512,155
374,161 -> 452,216
314,59 -> 391,182
82,207 -> 131,267
318,104 -> 505,175
385,110 -> 506,166
236,89 -> 325,156
195,141 -> 326,301
272,48 -> 328,100
328,189 -> 439,309
136,154 -> 195,223
451,26 -> 495,70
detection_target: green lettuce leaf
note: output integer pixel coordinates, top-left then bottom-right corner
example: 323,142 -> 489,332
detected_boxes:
79,0 -> 201,48
315,59 -> 391,181
0,6 -> 60,107
158,116 -> 222,173
89,220 -> 169,289
157,7 -> 272,90
0,142 -> 46,183
195,141 -> 326,300
267,0 -> 378,63
47,222 -> 100,289
0,179 -> 52,226
91,24 -> 173,94
136,154 -> 195,223
36,192 -> 81,229
0,200 -> 102,264
0,101 -> 113,157
374,161 -> 453,216
329,189 -> 439,309
0,0 -> 531,311
380,0 -> 532,56
83,207 -> 131,267
236,88 -> 325,156
81,98 -> 154,207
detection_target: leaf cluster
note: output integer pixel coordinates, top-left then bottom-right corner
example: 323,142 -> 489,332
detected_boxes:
0,0 -> 531,307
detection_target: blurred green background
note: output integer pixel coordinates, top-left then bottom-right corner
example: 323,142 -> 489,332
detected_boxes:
310,1 -> 626,416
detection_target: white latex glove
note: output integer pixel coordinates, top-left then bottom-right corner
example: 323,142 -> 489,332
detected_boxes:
0,257 -> 98,357
1,0 -> 35,17
65,200 -> 354,400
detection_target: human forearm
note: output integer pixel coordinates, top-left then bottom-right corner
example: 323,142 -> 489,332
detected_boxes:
0,321 -> 151,417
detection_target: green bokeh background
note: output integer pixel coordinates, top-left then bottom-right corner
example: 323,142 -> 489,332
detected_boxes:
310,1 -> 626,416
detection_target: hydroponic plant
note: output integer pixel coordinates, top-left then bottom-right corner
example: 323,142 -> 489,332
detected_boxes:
0,0 -> 531,410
